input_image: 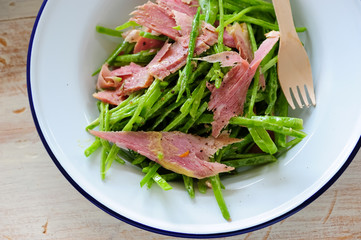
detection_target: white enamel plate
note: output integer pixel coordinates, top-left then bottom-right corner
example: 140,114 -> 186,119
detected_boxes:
28,0 -> 361,237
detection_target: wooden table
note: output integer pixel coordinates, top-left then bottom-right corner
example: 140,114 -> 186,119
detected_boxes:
1,1 -> 360,239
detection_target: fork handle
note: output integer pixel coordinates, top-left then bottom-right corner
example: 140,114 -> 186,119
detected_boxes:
272,0 -> 298,37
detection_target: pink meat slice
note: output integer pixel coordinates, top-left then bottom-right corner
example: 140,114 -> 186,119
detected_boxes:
194,51 -> 243,67
228,23 -> 254,62
93,90 -> 127,106
147,12 -> 217,80
157,0 -> 199,16
223,28 -> 237,49
94,63 -> 153,105
209,31 -> 280,137
130,1 -> 180,40
134,36 -> 165,54
147,41 -> 188,80
89,130 -> 240,179
173,10 -> 193,36
96,64 -> 123,90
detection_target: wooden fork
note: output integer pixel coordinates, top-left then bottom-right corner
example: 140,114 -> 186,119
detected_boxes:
272,0 -> 316,109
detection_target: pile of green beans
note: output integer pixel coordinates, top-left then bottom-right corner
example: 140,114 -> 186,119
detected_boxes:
86,0 -> 307,221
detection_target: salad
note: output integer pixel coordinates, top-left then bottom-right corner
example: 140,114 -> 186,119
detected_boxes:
85,0 -> 307,221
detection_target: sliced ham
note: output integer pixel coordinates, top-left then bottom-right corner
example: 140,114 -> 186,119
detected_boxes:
223,28 -> 237,49
147,41 -> 188,80
130,1 -> 180,40
94,63 -> 153,105
208,31 -> 280,137
173,10 -> 193,36
227,23 -> 254,62
96,64 -> 123,90
133,36 -> 165,54
157,0 -> 199,16
89,130 -> 240,178
93,90 -> 127,106
208,60 -> 250,137
194,51 -> 242,67
146,11 -> 217,80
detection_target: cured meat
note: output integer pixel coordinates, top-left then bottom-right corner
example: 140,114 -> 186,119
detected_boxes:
147,41 -> 188,80
194,51 -> 242,67
223,28 -> 237,49
157,0 -> 199,16
89,130 -> 241,178
94,63 -> 153,105
208,60 -> 250,137
133,36 -> 165,54
93,90 -> 127,106
130,1 -> 180,40
96,64 -> 123,90
208,31 -> 280,137
227,23 -> 253,62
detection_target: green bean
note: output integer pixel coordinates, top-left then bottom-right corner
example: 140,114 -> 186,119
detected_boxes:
96,25 -> 123,37
197,179 -> 208,194
229,117 -> 306,138
190,80 -> 207,118
114,50 -> 156,64
132,155 -> 146,165
152,173 -> 173,191
218,0 -> 225,50
109,101 -> 140,125
210,175 -> 231,221
250,116 -> 303,129
177,7 -> 201,101
222,153 -> 264,160
152,98 -> 186,130
244,23 -> 259,117
223,15 -> 307,32
181,102 -> 208,133
183,176 -> 195,199
116,148 -> 134,163
87,94 -> 137,130
140,163 -> 160,188
199,0 -> 218,25
220,5 -> 274,31
99,102 -> 110,180
223,154 -> 277,168
189,62 -> 211,84
145,85 -> 179,119
123,79 -> 161,131
163,98 -> 193,131
115,21 -> 140,31
247,70 -> 261,117
261,55 -> 278,74
225,0 -> 272,7
161,173 -> 181,182
249,127 -> 278,154
274,92 -> 288,147
195,113 -> 213,125
223,2 -> 244,12
84,138 -> 101,157
264,66 -> 278,115
224,134 -> 254,156
139,31 -> 168,41
103,144 -> 122,176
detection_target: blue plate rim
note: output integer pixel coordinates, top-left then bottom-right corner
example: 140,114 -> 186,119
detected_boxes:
27,0 -> 361,238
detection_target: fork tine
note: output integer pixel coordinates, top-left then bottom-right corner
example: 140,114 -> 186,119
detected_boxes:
282,87 -> 295,109
290,87 -> 303,108
299,85 -> 310,107
306,83 -> 316,106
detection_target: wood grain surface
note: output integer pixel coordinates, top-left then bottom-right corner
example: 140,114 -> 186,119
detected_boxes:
0,1 -> 360,239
